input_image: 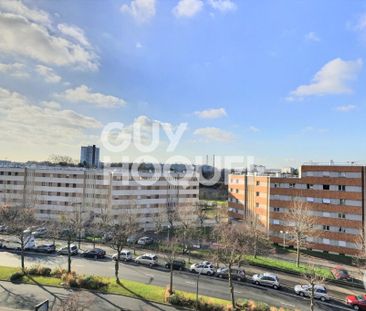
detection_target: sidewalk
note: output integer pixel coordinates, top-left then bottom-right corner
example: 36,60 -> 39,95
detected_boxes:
0,281 -> 179,311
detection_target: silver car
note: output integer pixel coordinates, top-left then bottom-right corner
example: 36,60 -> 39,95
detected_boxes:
252,273 -> 280,289
294,284 -> 329,302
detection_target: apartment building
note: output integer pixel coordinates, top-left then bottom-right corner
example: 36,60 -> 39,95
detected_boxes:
0,165 -> 199,231
228,163 -> 366,255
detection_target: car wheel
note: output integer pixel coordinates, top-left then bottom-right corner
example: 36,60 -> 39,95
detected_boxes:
136,261 -> 140,264
237,277 -> 242,282
94,255 -> 98,259
353,306 -> 360,311
149,263 -> 153,268
299,292 -> 305,297
255,281 -> 260,285
320,297 -> 326,302
192,269 -> 197,273
273,285 -> 278,290
179,266 -> 183,271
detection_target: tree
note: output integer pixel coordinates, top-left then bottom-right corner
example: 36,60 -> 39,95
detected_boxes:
213,223 -> 251,310
108,210 -> 137,283
302,265 -> 326,311
286,198 -> 318,267
48,154 -> 77,166
247,216 -> 271,259
161,237 -> 181,295
194,202 -> 208,238
0,203 -> 36,271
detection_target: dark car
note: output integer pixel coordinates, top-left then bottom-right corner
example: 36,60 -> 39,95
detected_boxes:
82,248 -> 106,259
35,243 -> 56,254
332,266 -> 351,280
165,260 -> 186,271
216,267 -> 246,281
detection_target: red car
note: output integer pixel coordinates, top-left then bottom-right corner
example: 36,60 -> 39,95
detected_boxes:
346,295 -> 366,310
332,265 -> 351,280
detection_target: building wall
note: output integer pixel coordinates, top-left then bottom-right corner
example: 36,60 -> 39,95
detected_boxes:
0,166 -> 199,231
228,165 -> 366,255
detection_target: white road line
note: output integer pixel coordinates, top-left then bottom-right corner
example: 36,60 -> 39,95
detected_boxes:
185,281 -> 195,285
234,291 -> 242,294
280,302 -> 295,307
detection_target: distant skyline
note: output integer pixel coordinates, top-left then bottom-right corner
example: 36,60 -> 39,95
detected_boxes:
1,0 -> 366,168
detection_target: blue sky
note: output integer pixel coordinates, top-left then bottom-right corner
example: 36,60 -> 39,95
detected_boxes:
0,0 -> 366,168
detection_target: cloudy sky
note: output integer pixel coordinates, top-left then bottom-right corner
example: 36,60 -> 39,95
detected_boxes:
1,0 -> 366,168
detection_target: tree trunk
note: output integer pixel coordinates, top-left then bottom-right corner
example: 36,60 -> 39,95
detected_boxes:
93,237 -> 96,248
310,283 -> 315,311
296,239 -> 301,267
228,264 -> 235,310
20,235 -> 25,272
67,239 -> 72,273
115,249 -> 120,283
254,233 -> 258,259
169,259 -> 174,294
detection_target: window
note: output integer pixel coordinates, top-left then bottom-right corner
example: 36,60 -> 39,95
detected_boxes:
289,183 -> 295,188
338,213 -> 346,219
274,183 -> 278,188
235,189 -> 239,194
340,199 -> 345,205
323,225 -> 330,231
256,203 -> 260,208
307,184 -> 314,189
273,207 -> 280,212
256,192 -> 260,197
338,227 -> 346,233
323,184 -> 330,190
338,185 -> 346,191
73,184 -> 76,188
57,183 -> 61,187
339,172 -> 346,178
230,188 -> 233,192
322,198 -> 331,204
273,219 -> 280,225
306,197 -> 314,202
57,192 -> 60,196
256,181 -> 260,186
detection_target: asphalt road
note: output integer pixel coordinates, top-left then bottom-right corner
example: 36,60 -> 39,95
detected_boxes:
0,249 -> 357,311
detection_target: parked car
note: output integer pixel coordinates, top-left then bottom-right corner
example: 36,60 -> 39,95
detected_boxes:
135,253 -> 158,267
0,225 -> 8,233
112,250 -> 133,262
35,243 -> 56,254
294,284 -> 329,302
58,244 -> 78,256
165,260 -> 186,271
127,234 -> 140,244
346,295 -> 366,310
82,248 -> 106,259
252,273 -> 280,289
32,227 -> 47,237
137,236 -> 154,246
189,263 -> 215,275
332,266 -> 351,280
216,267 -> 246,282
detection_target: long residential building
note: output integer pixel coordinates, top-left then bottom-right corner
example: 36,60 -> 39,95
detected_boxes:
228,163 -> 366,256
0,165 -> 199,231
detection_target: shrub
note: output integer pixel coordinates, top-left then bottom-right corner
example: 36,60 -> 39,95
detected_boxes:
39,267 -> 52,277
62,272 -> 79,288
78,276 -> 108,290
167,293 -> 225,311
52,267 -> 67,278
10,271 -> 24,283
25,265 -> 52,277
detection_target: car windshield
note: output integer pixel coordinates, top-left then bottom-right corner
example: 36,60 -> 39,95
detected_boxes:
357,295 -> 366,301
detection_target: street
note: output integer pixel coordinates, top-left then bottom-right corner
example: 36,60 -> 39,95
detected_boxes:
0,250 -> 358,311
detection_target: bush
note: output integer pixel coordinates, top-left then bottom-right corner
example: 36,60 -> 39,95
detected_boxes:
167,293 -> 225,311
62,272 -> 79,288
10,271 -> 24,283
25,265 -> 52,277
52,267 -> 67,278
78,276 -> 108,290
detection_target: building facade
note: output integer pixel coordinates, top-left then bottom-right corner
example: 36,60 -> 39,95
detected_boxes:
80,145 -> 100,168
0,165 -> 199,231
228,163 -> 366,255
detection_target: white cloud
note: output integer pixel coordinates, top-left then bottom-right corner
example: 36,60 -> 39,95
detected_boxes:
173,0 -> 203,18
194,107 -> 227,119
35,65 -> 62,83
194,127 -> 234,142
57,23 -> 90,47
0,4 -> 98,70
336,104 -> 356,112
0,0 -> 50,24
121,0 -> 156,23
302,126 -> 328,134
288,58 -> 363,100
0,87 -> 102,146
305,32 -> 320,42
208,0 -> 236,12
0,62 -> 29,78
249,126 -> 260,132
41,101 -> 61,110
58,85 -> 126,108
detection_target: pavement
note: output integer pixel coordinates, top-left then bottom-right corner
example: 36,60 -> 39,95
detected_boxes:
0,281 -> 179,311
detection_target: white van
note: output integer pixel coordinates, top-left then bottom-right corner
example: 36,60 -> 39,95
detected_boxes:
112,249 -> 133,262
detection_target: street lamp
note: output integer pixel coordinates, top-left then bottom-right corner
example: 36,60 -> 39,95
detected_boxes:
280,230 -> 288,249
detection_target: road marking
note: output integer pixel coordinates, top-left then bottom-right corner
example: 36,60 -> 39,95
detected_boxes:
234,291 -> 242,294
280,302 -> 295,308
185,281 -> 195,285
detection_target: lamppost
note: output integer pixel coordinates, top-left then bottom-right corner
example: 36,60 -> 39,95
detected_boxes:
280,230 -> 289,249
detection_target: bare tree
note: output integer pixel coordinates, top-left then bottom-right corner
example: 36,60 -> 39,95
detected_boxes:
247,216 -> 271,258
302,265 -> 326,311
194,202 -> 208,238
213,223 -> 251,310
48,155 -> 77,166
177,205 -> 198,263
161,237 -> 181,295
0,203 -> 36,271
108,210 -> 137,283
286,198 -> 318,267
